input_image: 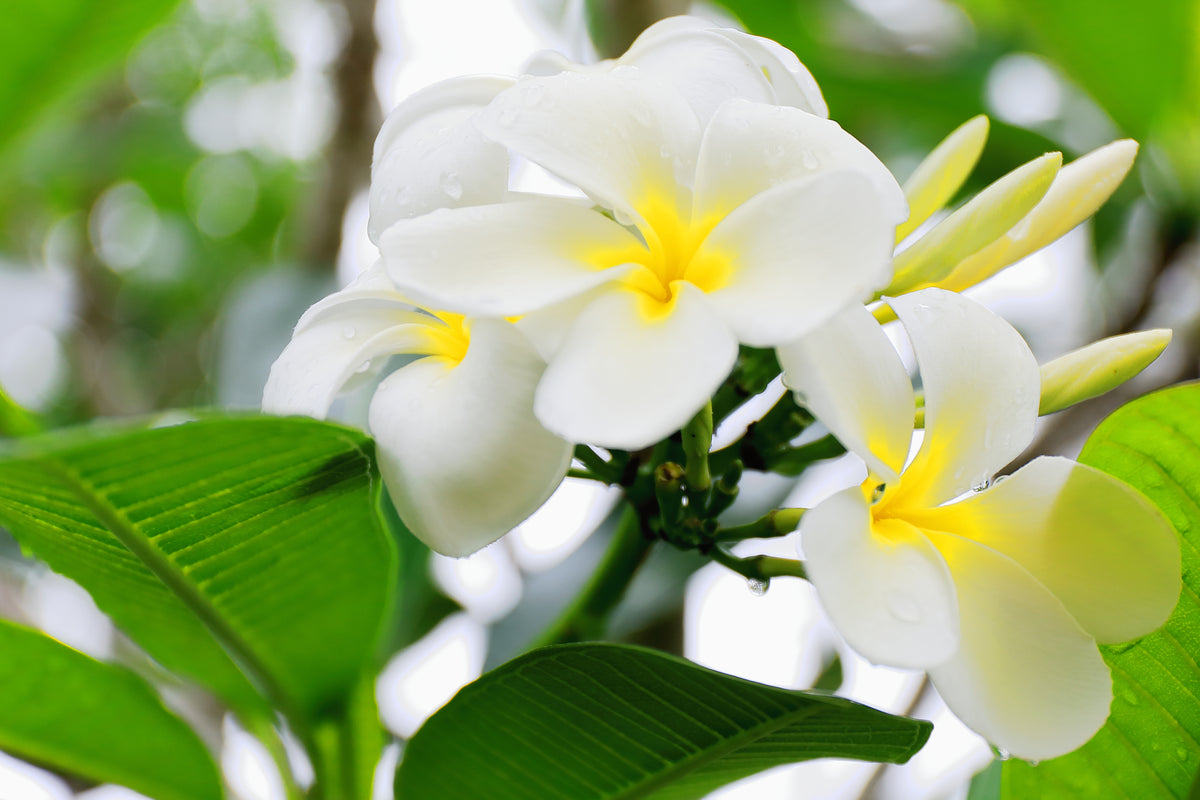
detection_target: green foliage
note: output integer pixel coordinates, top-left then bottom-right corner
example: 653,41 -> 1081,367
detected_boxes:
0,0 -> 184,159
395,643 -> 932,799
1004,383 -> 1200,798
0,416 -> 396,725
0,617 -> 222,800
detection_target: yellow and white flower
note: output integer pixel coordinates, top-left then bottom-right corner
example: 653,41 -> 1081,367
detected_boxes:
262,262 -> 571,557
777,287 -> 1179,759
377,65 -> 906,450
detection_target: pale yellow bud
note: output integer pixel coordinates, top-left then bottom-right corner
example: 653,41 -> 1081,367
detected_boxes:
1039,329 -> 1172,415
896,115 -> 990,243
884,152 -> 1062,296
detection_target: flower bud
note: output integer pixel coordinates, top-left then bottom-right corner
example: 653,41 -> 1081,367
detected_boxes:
1039,329 -> 1171,415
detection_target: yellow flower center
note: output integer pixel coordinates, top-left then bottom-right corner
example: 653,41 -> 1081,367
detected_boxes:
418,310 -> 470,365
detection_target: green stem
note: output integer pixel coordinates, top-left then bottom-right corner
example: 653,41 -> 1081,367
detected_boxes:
681,402 -> 713,492
710,548 -> 808,583
531,503 -> 654,648
573,444 -> 621,484
308,675 -> 384,800
240,713 -> 303,800
713,508 -> 805,541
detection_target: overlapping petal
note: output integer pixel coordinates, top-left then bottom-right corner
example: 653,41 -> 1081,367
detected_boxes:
369,319 -> 572,556
888,289 -> 1040,508
369,76 -> 513,242
693,99 -> 905,224
777,302 -> 914,483
700,170 -> 894,346
379,197 -> 642,317
474,69 -> 701,227
533,283 -> 737,450
911,456 -> 1180,644
924,531 -> 1112,760
801,486 -> 960,670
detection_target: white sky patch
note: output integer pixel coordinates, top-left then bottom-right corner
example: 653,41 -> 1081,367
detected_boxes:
431,543 -> 523,623
509,477 -> 620,572
376,613 -> 487,738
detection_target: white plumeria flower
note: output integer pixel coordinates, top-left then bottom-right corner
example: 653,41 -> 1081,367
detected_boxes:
262,262 -> 572,557
526,15 -> 829,124
777,287 -> 1180,759
377,67 -> 906,450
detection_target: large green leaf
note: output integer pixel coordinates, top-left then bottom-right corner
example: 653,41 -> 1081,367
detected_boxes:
0,617 -> 222,800
1004,383 -> 1200,797
395,643 -> 932,799
0,416 -> 395,724
0,0 -> 184,158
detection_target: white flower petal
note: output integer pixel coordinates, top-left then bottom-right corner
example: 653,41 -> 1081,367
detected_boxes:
369,76 -> 513,243
621,26 -> 777,126
380,197 -> 642,317
913,456 -> 1180,644
700,170 -> 894,346
926,531 -> 1112,760
474,70 -> 702,227
777,303 -> 914,482
715,29 -> 827,117
262,265 -> 432,417
369,319 -> 572,557
801,486 -> 959,670
888,289 -> 1039,507
534,283 -> 738,450
693,99 -> 905,225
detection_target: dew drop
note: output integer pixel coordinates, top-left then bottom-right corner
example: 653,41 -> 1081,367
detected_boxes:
632,109 -> 652,127
659,144 -> 671,158
521,83 -> 545,107
439,172 -> 463,201
355,361 -> 371,373
341,325 -> 356,340
972,479 -> 991,492
747,578 -> 768,596
1178,748 -> 1190,761
497,107 -> 520,127
801,151 -> 819,169
888,593 -> 921,623
871,483 -> 886,503
1024,759 -> 1040,767
995,747 -> 1012,761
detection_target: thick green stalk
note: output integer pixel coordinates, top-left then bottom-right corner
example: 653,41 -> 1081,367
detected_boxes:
531,503 -> 654,648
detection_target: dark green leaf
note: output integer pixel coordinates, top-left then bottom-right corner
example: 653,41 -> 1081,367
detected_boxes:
1004,383 -> 1200,797
0,416 -> 396,724
396,643 -> 931,799
0,0 -> 184,158
0,618 -> 222,800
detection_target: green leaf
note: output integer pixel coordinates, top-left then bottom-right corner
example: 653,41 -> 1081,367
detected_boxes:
0,617 -> 222,800
999,0 -> 1198,140
0,416 -> 396,725
1004,383 -> 1200,798
0,0 -> 184,159
395,643 -> 931,799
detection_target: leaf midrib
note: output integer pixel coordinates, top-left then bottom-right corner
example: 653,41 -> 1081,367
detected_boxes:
40,457 -> 290,720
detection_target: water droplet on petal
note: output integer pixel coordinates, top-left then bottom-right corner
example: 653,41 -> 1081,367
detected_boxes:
1025,759 -> 1040,767
632,109 -> 652,127
439,172 -> 463,200
747,578 -> 768,596
995,747 -> 1012,761
497,107 -> 520,127
521,83 -> 545,107
972,479 -> 991,492
341,325 -> 356,340
888,592 -> 921,623
355,360 -> 371,373
801,151 -> 819,169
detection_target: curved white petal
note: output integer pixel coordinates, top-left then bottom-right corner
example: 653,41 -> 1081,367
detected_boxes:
700,170 -> 894,346
369,319 -> 572,557
888,289 -> 1039,508
715,29 -> 827,117
801,486 -> 959,669
263,264 -> 433,417
925,531 -> 1112,760
912,456 -> 1180,644
534,283 -> 738,450
380,197 -> 643,317
369,76 -> 514,243
777,303 -> 914,482
474,69 -> 702,227
621,26 -> 777,126
693,99 -> 905,225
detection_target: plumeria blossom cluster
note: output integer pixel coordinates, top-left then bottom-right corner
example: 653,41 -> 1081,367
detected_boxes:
265,16 -> 1180,761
